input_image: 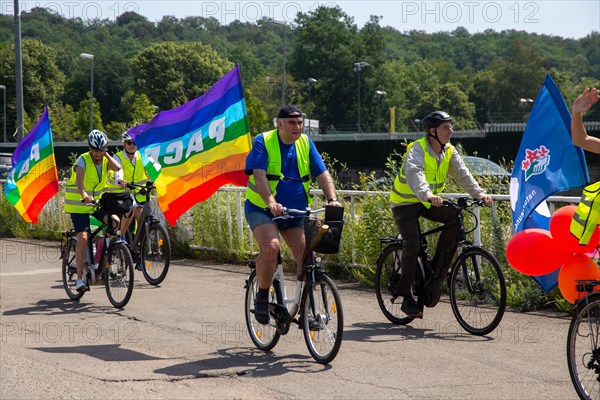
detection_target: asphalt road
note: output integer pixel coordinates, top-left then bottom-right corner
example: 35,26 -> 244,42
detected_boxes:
0,239 -> 577,399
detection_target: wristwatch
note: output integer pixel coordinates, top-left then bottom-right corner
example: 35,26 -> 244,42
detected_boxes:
328,197 -> 338,203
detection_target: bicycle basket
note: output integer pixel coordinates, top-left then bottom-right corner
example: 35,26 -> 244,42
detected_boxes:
306,218 -> 344,255
99,192 -> 133,215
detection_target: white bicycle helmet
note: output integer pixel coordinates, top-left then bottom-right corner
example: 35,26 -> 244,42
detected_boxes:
122,132 -> 133,144
88,129 -> 108,150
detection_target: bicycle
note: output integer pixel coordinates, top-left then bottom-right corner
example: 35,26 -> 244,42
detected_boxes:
124,181 -> 171,286
567,279 -> 600,400
375,197 -> 507,336
244,206 -> 345,364
60,192 -> 135,308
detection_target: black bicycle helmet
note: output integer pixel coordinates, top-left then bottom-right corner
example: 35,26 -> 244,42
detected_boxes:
421,111 -> 452,130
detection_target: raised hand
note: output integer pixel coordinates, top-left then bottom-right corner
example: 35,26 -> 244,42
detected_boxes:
572,87 -> 600,114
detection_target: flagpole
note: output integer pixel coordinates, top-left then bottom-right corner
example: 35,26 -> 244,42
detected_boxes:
13,0 -> 24,141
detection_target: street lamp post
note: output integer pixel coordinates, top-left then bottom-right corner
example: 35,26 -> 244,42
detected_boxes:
272,20 -> 287,108
354,61 -> 370,132
306,78 -> 317,133
374,90 -> 387,132
519,98 -> 534,122
79,53 -> 95,132
0,85 -> 5,143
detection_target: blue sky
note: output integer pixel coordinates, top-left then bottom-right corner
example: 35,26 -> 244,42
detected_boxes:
2,1 -> 599,39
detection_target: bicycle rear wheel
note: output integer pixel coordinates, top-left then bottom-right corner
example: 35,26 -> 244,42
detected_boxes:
568,293 -> 600,400
301,274 -> 343,364
375,243 -> 415,325
449,247 -> 506,336
244,270 -> 280,351
104,242 -> 135,308
140,222 -> 171,285
62,236 -> 84,301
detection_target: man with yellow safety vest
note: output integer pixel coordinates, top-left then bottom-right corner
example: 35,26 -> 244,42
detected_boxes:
389,111 -> 492,317
570,88 -> 600,245
244,105 -> 342,325
64,130 -> 122,292
113,132 -> 149,237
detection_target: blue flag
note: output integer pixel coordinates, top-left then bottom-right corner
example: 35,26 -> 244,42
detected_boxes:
510,74 -> 589,292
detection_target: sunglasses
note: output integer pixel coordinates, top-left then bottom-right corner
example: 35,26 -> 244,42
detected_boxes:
125,140 -> 135,145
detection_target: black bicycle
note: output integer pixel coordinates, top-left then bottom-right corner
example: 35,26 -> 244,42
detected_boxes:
375,197 -> 506,336
61,192 -> 135,308
125,181 -> 171,286
567,279 -> 600,400
244,206 -> 344,364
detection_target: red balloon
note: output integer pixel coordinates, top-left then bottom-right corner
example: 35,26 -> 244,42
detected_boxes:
550,205 -> 600,255
506,228 -> 568,276
558,254 -> 600,304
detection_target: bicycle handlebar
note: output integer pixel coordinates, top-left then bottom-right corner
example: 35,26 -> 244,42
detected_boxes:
272,207 -> 327,221
442,197 -> 486,210
125,181 -> 156,194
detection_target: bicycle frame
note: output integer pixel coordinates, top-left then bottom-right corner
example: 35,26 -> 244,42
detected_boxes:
270,222 -> 324,324
85,212 -> 130,284
125,182 -> 159,255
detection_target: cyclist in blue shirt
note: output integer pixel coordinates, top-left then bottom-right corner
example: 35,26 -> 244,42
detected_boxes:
244,105 -> 342,324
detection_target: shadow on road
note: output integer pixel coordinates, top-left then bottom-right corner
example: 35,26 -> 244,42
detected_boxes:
3,298 -> 117,316
343,321 -> 494,343
33,343 -> 165,362
155,347 -> 329,378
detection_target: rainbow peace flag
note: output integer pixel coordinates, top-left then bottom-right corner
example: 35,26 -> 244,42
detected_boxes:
128,65 -> 251,226
3,107 -> 59,223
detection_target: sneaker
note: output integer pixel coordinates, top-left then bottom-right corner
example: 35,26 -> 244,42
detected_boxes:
401,296 -> 423,318
135,260 -> 143,271
254,299 -> 269,325
76,279 -> 89,293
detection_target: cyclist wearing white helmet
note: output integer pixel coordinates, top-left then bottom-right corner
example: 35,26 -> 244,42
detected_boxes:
64,129 -> 121,292
113,132 -> 148,243
389,111 -> 492,318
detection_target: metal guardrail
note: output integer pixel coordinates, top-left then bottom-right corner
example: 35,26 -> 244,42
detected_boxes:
1,181 -> 581,266
311,121 -> 600,142
202,188 -> 579,264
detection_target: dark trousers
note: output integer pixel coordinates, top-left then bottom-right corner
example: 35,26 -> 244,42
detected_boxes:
392,203 -> 459,298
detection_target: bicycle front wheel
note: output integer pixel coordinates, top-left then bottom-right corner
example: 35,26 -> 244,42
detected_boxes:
140,222 -> 171,285
568,293 -> 600,400
244,270 -> 280,351
375,243 -> 415,325
104,242 -> 135,308
62,237 -> 84,301
449,247 -> 506,336
301,274 -> 343,364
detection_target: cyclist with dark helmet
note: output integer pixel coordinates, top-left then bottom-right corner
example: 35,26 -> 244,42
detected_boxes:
64,129 -> 122,292
389,111 -> 492,317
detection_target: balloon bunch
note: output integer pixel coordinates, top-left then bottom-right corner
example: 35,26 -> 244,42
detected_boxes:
506,206 -> 600,303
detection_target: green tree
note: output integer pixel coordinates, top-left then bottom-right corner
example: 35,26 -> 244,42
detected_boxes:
77,94 -> 104,138
291,6 -> 361,130
244,88 -> 268,134
49,102 -> 78,141
0,39 -> 65,135
132,42 -> 234,110
416,82 -> 477,129
472,39 -> 548,123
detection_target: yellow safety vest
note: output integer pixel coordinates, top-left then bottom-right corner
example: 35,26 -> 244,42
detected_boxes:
245,129 -> 312,208
112,150 -> 148,203
64,153 -> 109,214
571,181 -> 600,245
390,137 -> 453,208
